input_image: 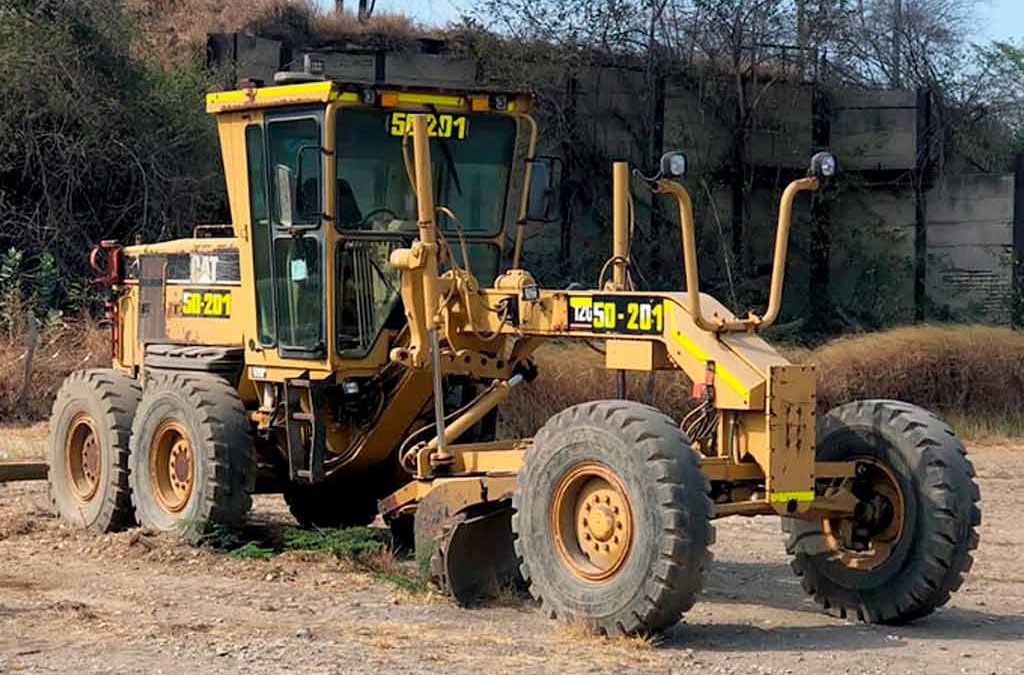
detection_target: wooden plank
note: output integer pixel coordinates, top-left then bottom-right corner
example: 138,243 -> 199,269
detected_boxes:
0,461 -> 48,483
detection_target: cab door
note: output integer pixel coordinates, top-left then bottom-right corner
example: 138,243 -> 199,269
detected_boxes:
247,108 -> 328,360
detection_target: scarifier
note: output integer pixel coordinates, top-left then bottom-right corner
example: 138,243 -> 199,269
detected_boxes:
47,62 -> 981,635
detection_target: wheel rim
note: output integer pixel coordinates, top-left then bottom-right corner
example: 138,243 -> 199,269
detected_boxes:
550,462 -> 634,582
822,458 -> 905,571
148,420 -> 194,514
65,413 -> 101,503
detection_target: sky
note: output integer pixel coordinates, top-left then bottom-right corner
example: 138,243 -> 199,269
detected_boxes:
977,0 -> 1024,42
345,0 -> 462,25
342,0 -> 1022,43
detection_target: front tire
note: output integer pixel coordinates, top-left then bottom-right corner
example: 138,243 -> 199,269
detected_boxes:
512,400 -> 713,635
129,373 -> 254,533
785,399 -> 981,623
47,369 -> 141,531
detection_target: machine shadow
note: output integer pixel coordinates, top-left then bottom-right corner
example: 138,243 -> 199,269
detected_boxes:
652,558 -> 1023,652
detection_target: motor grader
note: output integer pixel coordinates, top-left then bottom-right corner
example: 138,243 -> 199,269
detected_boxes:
47,67 -> 981,635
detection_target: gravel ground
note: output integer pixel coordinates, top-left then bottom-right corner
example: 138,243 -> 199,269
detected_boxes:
0,439 -> 1021,675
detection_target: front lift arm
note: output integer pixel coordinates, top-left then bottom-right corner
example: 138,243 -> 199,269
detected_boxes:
386,114 -> 853,520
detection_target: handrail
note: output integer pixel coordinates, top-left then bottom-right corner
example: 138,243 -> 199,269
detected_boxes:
654,175 -> 821,333
760,176 -> 819,328
510,113 -> 540,269
653,180 -> 721,332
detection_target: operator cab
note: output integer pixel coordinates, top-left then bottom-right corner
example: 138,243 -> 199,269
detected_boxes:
207,76 -> 551,365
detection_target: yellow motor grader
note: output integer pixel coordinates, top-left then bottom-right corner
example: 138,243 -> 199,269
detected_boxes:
47,66 -> 980,635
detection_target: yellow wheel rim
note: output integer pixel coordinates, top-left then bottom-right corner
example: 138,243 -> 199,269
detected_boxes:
822,459 -> 905,571
551,462 -> 634,582
65,413 -> 101,503
149,420 -> 194,514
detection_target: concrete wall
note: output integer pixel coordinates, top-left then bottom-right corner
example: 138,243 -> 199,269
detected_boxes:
831,187 -> 917,323
298,50 -> 376,83
662,79 -> 731,177
747,83 -> 815,169
926,174 -> 1015,322
208,33 -> 282,84
211,33 -> 1019,325
575,66 -> 649,165
385,53 -> 477,88
831,90 -> 918,171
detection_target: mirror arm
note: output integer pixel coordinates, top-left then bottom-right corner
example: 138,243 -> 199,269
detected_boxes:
758,176 -> 819,329
511,215 -> 528,271
654,179 -> 721,333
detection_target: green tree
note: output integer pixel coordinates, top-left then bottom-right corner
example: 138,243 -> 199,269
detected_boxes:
0,0 -> 227,305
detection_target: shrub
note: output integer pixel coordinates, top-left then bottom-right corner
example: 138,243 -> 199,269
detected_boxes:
808,324 -> 1024,435
0,316 -> 109,422
499,342 -> 693,438
0,0 -> 226,291
501,325 -> 1024,439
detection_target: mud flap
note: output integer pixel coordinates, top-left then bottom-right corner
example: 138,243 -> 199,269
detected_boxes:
425,502 -> 522,605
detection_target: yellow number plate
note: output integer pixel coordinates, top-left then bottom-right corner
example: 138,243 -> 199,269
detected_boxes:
388,111 -> 468,140
568,296 -> 666,335
181,289 -> 232,318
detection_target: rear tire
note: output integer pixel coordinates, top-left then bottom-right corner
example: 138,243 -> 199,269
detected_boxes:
47,369 -> 141,531
785,399 -> 981,623
512,400 -> 713,635
129,373 -> 254,533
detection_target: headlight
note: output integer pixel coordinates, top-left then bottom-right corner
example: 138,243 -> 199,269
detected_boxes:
659,151 -> 688,178
810,152 -> 837,178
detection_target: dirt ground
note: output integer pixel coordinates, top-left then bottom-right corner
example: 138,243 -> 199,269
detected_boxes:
1,433 -> 1022,675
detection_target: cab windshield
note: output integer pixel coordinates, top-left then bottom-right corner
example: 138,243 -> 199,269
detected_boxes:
334,108 -> 516,236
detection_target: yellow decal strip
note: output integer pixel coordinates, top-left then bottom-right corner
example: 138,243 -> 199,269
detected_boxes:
768,490 -> 816,503
206,81 -> 341,111
668,301 -> 748,399
391,92 -> 465,107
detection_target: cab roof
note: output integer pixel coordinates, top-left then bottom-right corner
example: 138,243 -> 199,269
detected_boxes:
205,80 -> 534,115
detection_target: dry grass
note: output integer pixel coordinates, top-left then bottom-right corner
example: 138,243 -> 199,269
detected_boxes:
0,316 -> 109,423
501,325 -> 1024,440
127,0 -> 433,69
555,618 -> 660,649
499,342 -> 694,439
809,324 -> 1024,436
0,422 -> 47,460
6,321 -> 1024,440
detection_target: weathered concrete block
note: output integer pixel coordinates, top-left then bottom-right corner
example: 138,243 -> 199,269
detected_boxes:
830,187 -> 917,322
663,81 -> 731,176
301,51 -> 376,83
236,34 -> 283,83
926,173 -> 1015,322
385,53 -> 477,88
831,89 -> 917,170
747,83 -> 814,168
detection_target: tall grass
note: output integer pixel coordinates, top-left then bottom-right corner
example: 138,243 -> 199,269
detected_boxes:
500,325 -> 1024,440
5,322 -> 1024,439
127,0 -> 431,69
810,324 -> 1024,437
498,343 -> 694,439
0,316 -> 109,422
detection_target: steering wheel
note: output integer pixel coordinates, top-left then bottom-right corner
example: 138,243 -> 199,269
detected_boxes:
357,208 -> 400,229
